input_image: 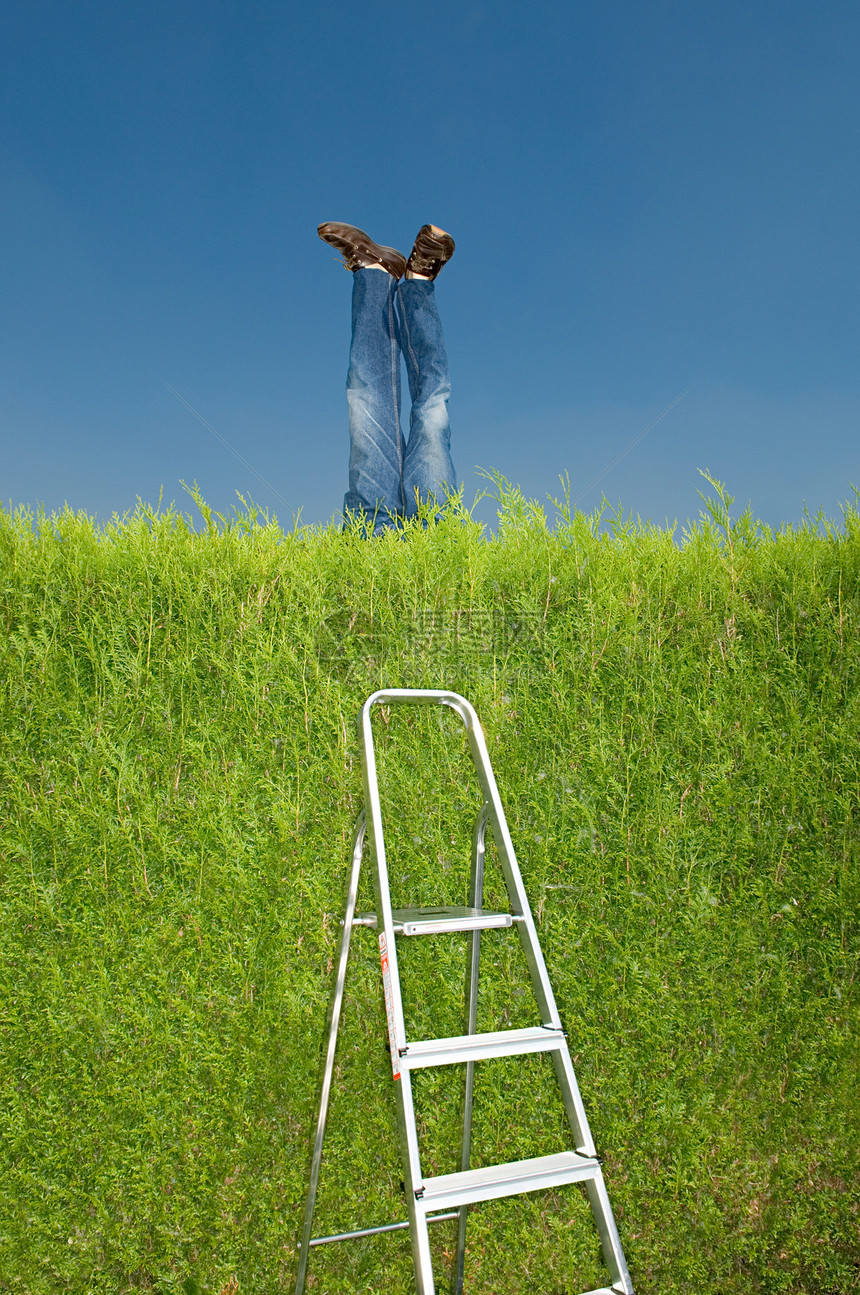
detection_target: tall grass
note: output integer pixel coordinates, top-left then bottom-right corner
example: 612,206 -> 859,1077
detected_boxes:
1,480 -> 858,1294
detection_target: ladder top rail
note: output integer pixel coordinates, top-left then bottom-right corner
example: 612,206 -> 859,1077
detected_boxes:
358,688 -> 478,730
358,690 -> 489,810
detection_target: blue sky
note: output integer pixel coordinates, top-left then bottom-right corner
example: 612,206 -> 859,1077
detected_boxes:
2,0 -> 858,532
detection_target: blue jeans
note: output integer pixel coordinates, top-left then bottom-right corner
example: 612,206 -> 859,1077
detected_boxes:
344,268 -> 456,533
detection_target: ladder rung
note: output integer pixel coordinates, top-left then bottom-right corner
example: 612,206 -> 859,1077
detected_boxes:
417,1151 -> 601,1212
354,906 -> 514,935
307,1210 -> 459,1246
402,1025 -> 565,1069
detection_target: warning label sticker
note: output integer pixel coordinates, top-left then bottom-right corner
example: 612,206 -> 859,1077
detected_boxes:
379,932 -> 401,1080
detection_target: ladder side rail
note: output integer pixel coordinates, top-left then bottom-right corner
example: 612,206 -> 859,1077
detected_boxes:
460,709 -> 603,1158
390,1078 -> 435,1295
549,1043 -> 598,1158
583,1172 -> 636,1294
294,811 -> 367,1295
358,696 -> 408,1050
457,701 -> 564,1030
358,696 -> 436,1295
438,695 -> 601,1158
460,804 -> 487,1160
457,694 -> 629,1286
455,803 -> 489,1295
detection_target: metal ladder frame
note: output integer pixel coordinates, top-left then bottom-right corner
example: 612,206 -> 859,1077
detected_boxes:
295,689 -> 634,1295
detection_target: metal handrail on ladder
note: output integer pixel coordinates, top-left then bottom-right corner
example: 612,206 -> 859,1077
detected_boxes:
294,689 -> 634,1295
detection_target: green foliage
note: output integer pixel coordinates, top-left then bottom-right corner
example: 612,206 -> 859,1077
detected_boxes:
0,483 -> 858,1294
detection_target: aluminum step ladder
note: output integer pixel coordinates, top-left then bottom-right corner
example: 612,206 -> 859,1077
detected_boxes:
294,689 -> 634,1295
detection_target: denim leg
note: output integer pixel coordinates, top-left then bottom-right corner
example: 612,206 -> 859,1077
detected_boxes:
344,269 -> 405,532
396,279 -> 457,518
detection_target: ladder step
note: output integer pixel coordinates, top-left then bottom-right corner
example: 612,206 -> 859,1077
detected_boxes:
354,905 -> 513,935
402,1025 -> 566,1069
417,1151 -> 602,1212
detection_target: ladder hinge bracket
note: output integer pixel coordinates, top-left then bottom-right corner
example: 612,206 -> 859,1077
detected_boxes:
414,1187 -> 425,1200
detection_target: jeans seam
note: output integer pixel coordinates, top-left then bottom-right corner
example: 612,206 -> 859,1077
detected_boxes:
398,287 -> 421,412
398,290 -> 422,519
388,283 -> 405,513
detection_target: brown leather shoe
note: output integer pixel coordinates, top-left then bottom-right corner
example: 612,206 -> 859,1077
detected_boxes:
405,224 -> 455,279
317,222 -> 407,278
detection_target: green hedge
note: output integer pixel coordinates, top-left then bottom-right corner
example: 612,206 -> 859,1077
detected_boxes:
1,483 -> 858,1294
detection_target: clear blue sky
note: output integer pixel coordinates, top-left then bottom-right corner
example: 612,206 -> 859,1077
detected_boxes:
3,0 -> 858,532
